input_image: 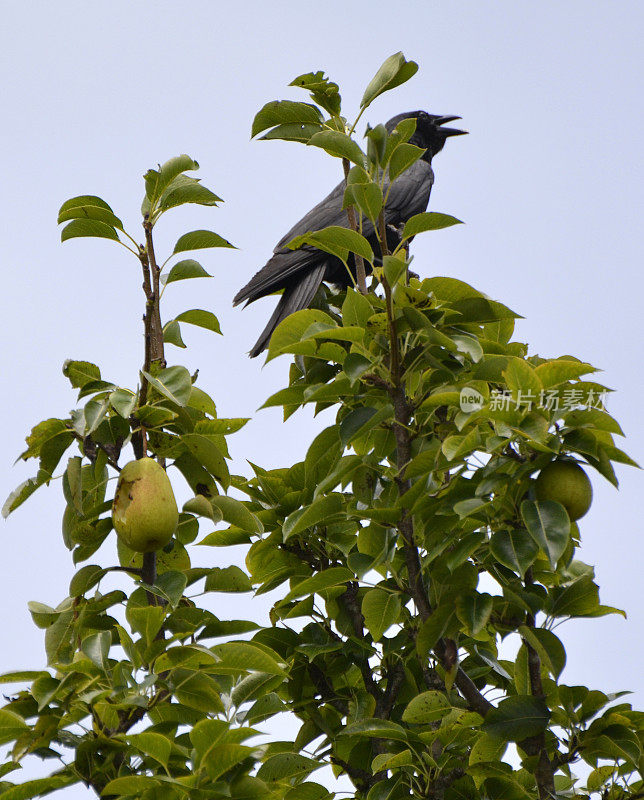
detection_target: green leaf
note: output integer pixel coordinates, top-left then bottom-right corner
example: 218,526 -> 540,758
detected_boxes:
372,749 -> 413,773
0,671 -> 49,684
176,308 -> 222,334
58,203 -> 123,230
489,530 -> 539,577
341,718 -> 408,741
534,359 -> 597,388
261,123 -> 323,143
183,495 -> 222,522
69,564 -> 105,596
60,218 -> 119,242
266,309 -> 337,361
366,123 -> 388,165
173,670 -> 224,713
257,753 -> 322,782
231,673 -> 283,707
205,566 -> 253,593
469,734 -> 507,765
402,212 -> 463,240
155,570 -> 188,607
0,708 -> 29,745
441,427 -> 482,462
126,590 -> 166,644
284,783 -> 332,800
0,772 -> 78,799
163,320 -> 186,348
343,353 -> 372,382
159,175 -> 222,211
585,725 -> 641,768
518,626 -> 566,680
144,154 -> 199,202
361,588 -> 401,640
482,696 -> 550,741
290,70 -> 342,115
383,254 -> 408,287
81,630 -> 111,669
181,433 -> 229,487
211,641 -> 287,676
142,365 -> 192,406
305,424 -> 341,488
188,386 -> 217,417
210,495 -> 263,533
135,404 -> 177,428
455,592 -> 493,636
83,396 -> 110,434
550,575 -> 612,619
101,776 -> 163,796
129,731 -> 172,769
59,194 -> 113,215
164,258 -> 212,284
307,130 -> 366,166
62,359 -> 101,389
282,494 -> 343,539
586,766 -> 618,792
360,52 -> 419,108
2,471 -> 49,517
173,229 -> 235,254
344,181 -> 383,222
342,287 -> 373,327
402,691 -> 452,724
282,567 -> 353,603
109,388 -> 137,417
287,226 -> 374,263
388,142 -> 425,182
20,417 -> 67,461
416,605 -> 455,656
521,499 -> 570,568
252,100 -> 323,137
504,357 -> 542,397
339,407 -> 378,448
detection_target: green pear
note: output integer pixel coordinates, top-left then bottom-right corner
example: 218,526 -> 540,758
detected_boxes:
112,457 -> 178,552
535,460 -> 593,521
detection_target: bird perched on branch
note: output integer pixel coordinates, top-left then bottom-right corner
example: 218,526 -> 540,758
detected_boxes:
234,110 -> 466,357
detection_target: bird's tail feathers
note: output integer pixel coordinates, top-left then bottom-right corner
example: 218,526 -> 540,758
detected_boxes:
249,262 -> 327,358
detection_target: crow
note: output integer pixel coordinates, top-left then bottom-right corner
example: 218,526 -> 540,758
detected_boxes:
234,111 -> 466,357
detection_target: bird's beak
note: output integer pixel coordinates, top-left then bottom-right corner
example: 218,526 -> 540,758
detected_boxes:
436,115 -> 468,136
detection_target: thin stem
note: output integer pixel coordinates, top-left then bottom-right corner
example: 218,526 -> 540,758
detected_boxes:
341,158 -> 367,293
347,106 -> 366,137
521,567 -> 557,800
382,261 -> 494,721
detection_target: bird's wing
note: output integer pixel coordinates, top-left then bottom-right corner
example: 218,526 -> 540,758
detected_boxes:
247,261 -> 328,357
274,180 -> 347,252
234,160 -> 435,306
275,159 -> 435,252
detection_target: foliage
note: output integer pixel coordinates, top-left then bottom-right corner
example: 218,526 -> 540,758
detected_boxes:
1,52 -> 642,800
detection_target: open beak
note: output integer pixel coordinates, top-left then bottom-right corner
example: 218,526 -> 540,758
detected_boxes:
436,115 -> 468,137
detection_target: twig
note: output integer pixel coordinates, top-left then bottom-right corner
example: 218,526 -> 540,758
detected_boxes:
342,158 -> 367,294
521,567 -> 557,800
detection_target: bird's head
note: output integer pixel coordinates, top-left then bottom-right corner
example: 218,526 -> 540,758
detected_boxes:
385,110 -> 467,160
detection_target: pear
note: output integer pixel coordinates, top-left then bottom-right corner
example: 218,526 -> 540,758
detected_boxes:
112,457 -> 178,552
535,460 -> 593,521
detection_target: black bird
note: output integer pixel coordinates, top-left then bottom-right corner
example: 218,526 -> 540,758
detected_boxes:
235,111 -> 467,357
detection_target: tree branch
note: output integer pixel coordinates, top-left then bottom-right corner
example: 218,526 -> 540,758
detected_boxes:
521,567 -> 557,800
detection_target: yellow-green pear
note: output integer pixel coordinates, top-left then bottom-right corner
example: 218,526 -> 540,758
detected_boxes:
112,457 -> 178,552
534,460 -> 593,521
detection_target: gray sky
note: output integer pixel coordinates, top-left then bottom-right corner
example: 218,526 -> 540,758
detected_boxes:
2,2 -> 642,795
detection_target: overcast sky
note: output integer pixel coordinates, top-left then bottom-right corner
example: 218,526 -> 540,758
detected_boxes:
1,2 -> 642,795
